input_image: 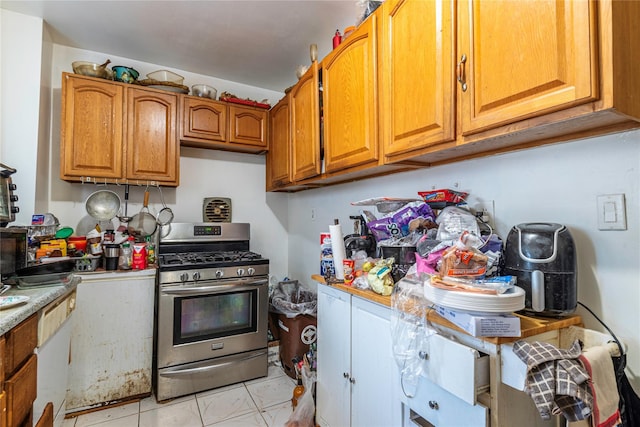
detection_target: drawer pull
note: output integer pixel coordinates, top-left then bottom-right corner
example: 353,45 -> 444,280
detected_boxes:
428,400 -> 439,410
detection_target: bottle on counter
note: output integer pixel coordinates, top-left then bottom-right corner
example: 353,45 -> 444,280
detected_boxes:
119,237 -> 133,270
146,236 -> 156,265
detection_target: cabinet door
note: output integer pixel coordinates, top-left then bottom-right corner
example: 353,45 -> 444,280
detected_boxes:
266,96 -> 291,190
351,297 -> 402,427
458,0 -> 598,135
228,105 -> 268,149
61,74 -> 124,180
5,354 -> 37,427
316,286 -> 351,427
181,97 -> 227,144
323,14 -> 379,173
126,88 -> 179,186
291,62 -> 321,182
4,314 -> 37,376
379,0 -> 455,161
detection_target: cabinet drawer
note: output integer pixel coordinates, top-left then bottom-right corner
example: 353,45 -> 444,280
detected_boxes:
402,375 -> 488,427
422,333 -> 489,405
4,314 -> 37,375
5,354 -> 37,427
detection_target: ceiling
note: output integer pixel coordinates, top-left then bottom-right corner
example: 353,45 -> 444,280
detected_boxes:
0,0 -> 360,92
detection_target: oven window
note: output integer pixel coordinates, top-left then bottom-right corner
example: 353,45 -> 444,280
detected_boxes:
174,289 -> 257,344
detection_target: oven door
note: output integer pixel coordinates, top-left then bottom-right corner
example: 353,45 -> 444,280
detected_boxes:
156,276 -> 268,368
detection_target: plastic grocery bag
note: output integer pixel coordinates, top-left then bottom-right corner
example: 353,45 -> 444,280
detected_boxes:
285,365 -> 317,427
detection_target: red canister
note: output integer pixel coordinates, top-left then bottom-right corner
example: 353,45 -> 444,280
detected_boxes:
332,29 -> 342,49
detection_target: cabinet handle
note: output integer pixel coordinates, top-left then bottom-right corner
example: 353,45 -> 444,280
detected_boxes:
343,372 -> 350,379
457,54 -> 468,92
349,377 -> 356,384
418,350 -> 429,360
428,400 -> 439,410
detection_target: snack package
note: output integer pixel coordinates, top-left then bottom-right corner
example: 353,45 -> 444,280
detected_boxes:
343,259 -> 355,286
368,258 -> 395,296
366,201 -> 436,242
438,243 -> 488,278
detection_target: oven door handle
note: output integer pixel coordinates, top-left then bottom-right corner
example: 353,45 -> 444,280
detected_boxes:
160,279 -> 268,296
159,350 -> 267,376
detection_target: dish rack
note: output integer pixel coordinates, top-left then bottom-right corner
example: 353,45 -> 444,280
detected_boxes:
73,256 -> 101,272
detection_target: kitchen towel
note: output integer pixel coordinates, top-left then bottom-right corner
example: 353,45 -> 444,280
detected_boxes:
329,222 -> 346,280
576,345 -> 622,427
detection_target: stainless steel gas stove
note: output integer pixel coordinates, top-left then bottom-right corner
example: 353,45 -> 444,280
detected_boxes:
153,223 -> 269,402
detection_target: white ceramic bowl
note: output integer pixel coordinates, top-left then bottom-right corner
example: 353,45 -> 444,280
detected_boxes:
146,70 -> 184,85
191,84 -> 218,99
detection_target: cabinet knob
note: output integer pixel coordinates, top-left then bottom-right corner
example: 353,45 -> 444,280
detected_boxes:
349,377 -> 356,384
418,351 -> 429,360
457,54 -> 468,92
428,400 -> 439,410
343,372 -> 350,378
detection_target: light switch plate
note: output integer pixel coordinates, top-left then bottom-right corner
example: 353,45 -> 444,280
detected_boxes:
597,194 -> 626,230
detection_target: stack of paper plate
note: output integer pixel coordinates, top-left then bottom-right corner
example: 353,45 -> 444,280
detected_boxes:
424,281 -> 525,313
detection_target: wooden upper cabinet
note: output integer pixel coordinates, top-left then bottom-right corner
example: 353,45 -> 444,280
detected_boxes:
266,96 -> 291,190
228,105 -> 268,149
379,0 -> 455,162
457,0 -> 598,135
60,73 -> 179,186
322,13 -> 379,173
181,96 -> 227,144
291,62 -> 321,182
61,74 -> 124,180
125,87 -> 179,185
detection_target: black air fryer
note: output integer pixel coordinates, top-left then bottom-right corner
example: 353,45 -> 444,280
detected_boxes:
503,223 -> 577,317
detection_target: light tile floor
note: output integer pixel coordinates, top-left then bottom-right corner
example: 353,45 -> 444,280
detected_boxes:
62,365 -> 296,427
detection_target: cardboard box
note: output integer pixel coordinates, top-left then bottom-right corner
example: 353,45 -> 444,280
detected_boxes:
434,305 -> 521,337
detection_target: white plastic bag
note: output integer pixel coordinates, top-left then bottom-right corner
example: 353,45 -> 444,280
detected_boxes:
285,365 -> 317,427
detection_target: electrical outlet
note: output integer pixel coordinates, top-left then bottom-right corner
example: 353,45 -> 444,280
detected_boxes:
473,200 -> 495,227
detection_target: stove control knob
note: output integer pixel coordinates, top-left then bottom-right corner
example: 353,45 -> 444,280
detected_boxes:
193,271 -> 201,281
215,270 -> 224,279
179,272 -> 189,282
247,267 -> 255,276
237,268 -> 245,277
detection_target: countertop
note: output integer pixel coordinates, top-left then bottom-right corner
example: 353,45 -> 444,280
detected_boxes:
0,275 -> 80,335
313,275 -> 582,344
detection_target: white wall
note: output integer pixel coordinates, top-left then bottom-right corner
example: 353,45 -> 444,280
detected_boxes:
45,44 -> 290,279
288,130 -> 640,391
0,9 -> 45,223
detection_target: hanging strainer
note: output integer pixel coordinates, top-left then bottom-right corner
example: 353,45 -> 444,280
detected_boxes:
128,189 -> 157,238
156,185 -> 174,226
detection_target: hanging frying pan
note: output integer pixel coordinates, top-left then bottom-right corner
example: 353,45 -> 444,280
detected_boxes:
127,189 -> 157,239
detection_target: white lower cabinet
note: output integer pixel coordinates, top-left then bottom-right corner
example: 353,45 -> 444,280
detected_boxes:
66,270 -> 155,412
316,285 -> 402,427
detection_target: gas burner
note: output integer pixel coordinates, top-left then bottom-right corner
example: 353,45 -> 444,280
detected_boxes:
158,250 -> 267,270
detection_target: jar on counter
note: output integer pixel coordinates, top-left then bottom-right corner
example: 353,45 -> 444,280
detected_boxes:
119,239 -> 133,270
86,229 -> 102,256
